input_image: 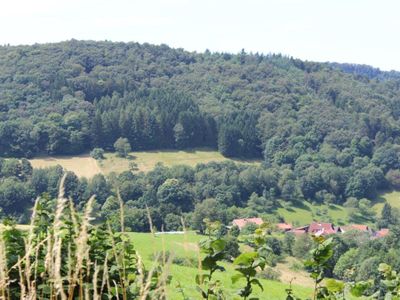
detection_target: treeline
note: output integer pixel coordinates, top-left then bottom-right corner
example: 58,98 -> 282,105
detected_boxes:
2,157 -> 399,231
330,62 -> 400,80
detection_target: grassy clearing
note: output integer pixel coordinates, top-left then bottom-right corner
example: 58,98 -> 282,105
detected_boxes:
373,190 -> 400,213
29,148 -> 260,178
129,231 -> 312,299
274,190 -> 400,227
273,201 -> 351,226
29,154 -> 101,178
99,148 -> 260,174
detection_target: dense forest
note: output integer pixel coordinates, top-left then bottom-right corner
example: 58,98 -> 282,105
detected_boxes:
1,40 -> 400,159
1,41 -> 400,209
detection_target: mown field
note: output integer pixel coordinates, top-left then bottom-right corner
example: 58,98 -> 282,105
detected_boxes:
129,231 -> 313,300
29,154 -> 102,178
372,190 -> 400,212
29,148 -> 260,177
268,190 -> 400,227
273,201 -> 351,226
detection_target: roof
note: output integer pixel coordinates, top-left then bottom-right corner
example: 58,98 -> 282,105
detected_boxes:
232,218 -> 263,229
340,224 -> 370,233
309,222 -> 336,235
276,223 -> 292,230
288,229 -> 307,235
375,228 -> 390,238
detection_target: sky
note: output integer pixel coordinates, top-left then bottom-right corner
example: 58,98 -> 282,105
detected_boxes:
0,0 -> 399,71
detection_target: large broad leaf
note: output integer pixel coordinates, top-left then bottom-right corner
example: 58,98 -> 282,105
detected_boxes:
325,279 -> 344,293
233,252 -> 258,266
250,278 -> 264,291
350,281 -> 371,297
211,239 -> 226,252
201,256 -> 216,270
231,273 -> 245,284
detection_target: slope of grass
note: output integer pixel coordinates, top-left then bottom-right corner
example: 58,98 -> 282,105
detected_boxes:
275,189 -> 400,227
29,154 -> 101,178
129,232 -> 312,299
99,148 -> 260,174
29,148 -> 260,178
373,190 -> 400,213
273,201 -> 350,226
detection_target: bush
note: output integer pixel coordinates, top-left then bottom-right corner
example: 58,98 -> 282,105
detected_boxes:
114,137 -> 132,157
149,251 -> 197,267
240,222 -> 259,235
224,236 -> 240,261
256,267 -> 281,281
293,234 -> 314,259
172,256 -> 197,267
90,147 -> 105,160
289,261 -> 304,272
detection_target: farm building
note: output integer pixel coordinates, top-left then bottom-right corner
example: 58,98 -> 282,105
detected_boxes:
232,217 -> 263,229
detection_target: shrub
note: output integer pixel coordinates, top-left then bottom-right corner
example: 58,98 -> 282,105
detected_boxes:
114,137 -> 132,157
240,222 -> 259,235
256,267 -> 281,281
90,147 -> 105,160
172,256 -> 197,267
293,234 -> 314,259
289,261 -> 304,272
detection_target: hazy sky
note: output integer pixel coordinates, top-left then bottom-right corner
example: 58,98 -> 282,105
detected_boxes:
1,0 -> 399,71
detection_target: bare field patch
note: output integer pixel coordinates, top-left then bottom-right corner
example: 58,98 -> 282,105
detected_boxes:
29,155 -> 102,178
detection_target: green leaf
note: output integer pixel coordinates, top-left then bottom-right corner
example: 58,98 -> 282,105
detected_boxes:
231,273 -> 245,284
211,239 -> 226,252
233,252 -> 258,266
325,279 -> 344,293
350,281 -> 371,297
250,278 -> 264,291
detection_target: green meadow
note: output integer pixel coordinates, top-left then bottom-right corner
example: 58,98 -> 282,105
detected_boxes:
129,231 -> 312,299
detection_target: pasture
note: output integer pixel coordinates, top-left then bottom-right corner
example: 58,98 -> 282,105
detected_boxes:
272,201 -> 351,226
373,190 -> 400,213
29,154 -> 102,178
29,148 -> 260,177
129,231 -> 312,300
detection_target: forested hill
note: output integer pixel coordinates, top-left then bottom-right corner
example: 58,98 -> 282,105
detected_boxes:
1,40 -> 400,164
329,62 -> 400,81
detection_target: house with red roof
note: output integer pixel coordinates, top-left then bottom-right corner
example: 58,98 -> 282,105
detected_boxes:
288,225 -> 309,235
308,222 -> 337,235
232,217 -> 263,230
289,228 -> 308,235
375,228 -> 390,238
339,224 -> 371,234
283,221 -> 387,240
276,223 -> 292,231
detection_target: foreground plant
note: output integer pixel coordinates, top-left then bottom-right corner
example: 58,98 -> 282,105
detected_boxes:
196,219 -> 227,299
0,175 -> 167,300
231,223 -> 270,300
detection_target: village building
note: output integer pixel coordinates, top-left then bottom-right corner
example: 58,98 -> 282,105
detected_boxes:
276,222 -> 292,231
232,217 -> 263,230
339,224 -> 371,234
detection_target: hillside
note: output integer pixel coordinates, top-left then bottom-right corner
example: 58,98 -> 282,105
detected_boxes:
1,40 -> 400,225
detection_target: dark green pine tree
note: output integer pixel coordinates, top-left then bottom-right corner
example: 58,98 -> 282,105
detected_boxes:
218,125 -> 241,157
378,202 -> 394,228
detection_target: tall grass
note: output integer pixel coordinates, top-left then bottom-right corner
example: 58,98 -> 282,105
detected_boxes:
0,174 -> 168,299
